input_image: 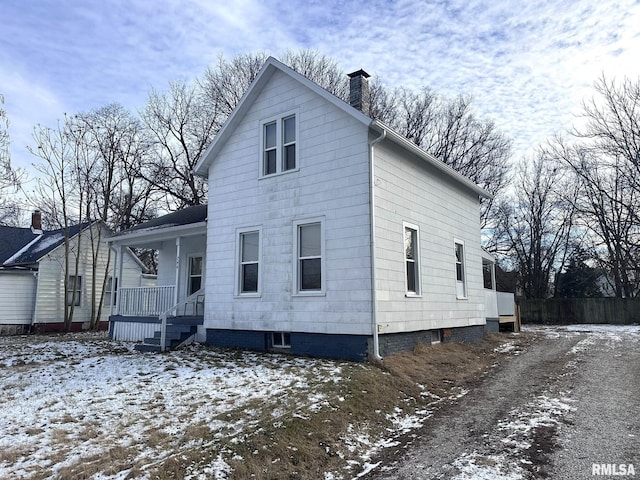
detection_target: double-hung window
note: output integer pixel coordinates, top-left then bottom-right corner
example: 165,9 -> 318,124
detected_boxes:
67,275 -> 82,306
455,240 -> 467,298
404,223 -> 420,295
238,229 -> 260,295
262,113 -> 297,176
294,219 -> 324,294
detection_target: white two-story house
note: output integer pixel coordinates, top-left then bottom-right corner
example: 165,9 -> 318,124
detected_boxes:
191,57 -> 492,361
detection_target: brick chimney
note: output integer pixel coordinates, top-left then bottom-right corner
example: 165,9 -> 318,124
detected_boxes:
348,69 -> 371,116
31,209 -> 43,234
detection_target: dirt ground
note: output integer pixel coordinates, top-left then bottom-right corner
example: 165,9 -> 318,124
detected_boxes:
368,326 -> 640,479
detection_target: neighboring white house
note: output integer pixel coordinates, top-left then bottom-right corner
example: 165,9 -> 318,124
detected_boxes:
0,212 -> 148,334
110,57 -> 506,360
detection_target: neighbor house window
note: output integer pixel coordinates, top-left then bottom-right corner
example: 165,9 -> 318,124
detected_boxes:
272,332 -> 291,349
261,113 -> 297,176
105,276 -> 118,307
455,241 -> 467,298
239,231 -> 260,294
294,219 -> 324,294
404,223 -> 420,295
67,275 -> 82,306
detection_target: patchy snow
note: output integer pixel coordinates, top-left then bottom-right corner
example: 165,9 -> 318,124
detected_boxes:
0,334 -> 351,479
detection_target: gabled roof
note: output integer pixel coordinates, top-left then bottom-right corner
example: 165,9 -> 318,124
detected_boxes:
193,57 -> 371,177
0,226 -> 39,264
193,56 -> 491,200
1,222 -> 90,267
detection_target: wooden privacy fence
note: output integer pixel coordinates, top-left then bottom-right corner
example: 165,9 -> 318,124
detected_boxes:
519,298 -> 640,325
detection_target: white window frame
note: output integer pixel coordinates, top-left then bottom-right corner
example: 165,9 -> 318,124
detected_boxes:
293,217 -> 325,296
403,222 -> 421,297
482,258 -> 496,290
455,239 -> 468,299
235,226 -> 262,297
66,275 -> 82,306
272,332 -> 291,349
105,276 -> 118,308
186,253 -> 205,296
259,111 -> 299,177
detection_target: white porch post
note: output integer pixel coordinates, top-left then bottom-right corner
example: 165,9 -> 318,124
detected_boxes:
174,236 -> 182,308
114,245 -> 123,315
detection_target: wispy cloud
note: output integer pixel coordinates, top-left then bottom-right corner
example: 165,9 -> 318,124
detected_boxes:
1,0 -> 639,179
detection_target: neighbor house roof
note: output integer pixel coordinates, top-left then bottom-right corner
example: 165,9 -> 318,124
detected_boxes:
193,56 -> 491,200
1,223 -> 90,267
0,226 -> 39,264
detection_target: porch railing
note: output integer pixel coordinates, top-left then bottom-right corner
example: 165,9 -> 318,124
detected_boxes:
117,286 -> 176,316
160,288 -> 205,352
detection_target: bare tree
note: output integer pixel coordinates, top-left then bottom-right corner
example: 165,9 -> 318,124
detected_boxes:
140,81 -> 217,209
29,118 -> 87,330
551,137 -> 640,298
496,150 -> 577,298
0,94 -> 23,226
369,86 -> 512,231
549,75 -> 640,297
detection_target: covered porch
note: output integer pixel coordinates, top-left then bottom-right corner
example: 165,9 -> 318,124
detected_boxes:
107,205 -> 208,350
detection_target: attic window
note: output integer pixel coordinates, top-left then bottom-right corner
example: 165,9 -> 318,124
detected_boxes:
261,112 -> 297,176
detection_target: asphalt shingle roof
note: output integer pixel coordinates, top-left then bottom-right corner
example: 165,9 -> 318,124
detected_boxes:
0,223 -> 89,267
111,204 -> 207,237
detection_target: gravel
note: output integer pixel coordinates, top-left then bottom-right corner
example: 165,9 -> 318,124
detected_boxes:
367,325 -> 640,479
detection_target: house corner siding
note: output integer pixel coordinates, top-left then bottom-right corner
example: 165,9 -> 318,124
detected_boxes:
485,317 -> 500,333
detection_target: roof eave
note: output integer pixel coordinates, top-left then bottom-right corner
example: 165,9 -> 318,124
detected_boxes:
107,221 -> 208,246
370,120 -> 493,200
193,56 -> 372,178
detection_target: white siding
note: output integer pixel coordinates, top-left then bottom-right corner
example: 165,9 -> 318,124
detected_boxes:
33,225 -> 143,326
205,70 -> 373,335
0,272 -> 36,325
111,321 -> 158,342
156,235 -> 206,300
372,137 -> 486,333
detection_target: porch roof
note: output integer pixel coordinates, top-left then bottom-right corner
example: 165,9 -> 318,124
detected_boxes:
108,204 -> 207,247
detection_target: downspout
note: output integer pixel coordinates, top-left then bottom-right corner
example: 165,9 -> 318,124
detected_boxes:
369,126 -> 386,361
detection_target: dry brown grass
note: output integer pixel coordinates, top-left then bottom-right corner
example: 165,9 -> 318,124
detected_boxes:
5,332 -> 529,480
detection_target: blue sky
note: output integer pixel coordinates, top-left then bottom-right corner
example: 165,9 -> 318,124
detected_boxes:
2,0 -> 639,182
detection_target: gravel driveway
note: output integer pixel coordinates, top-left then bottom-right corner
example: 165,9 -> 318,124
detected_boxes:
368,325 -> 640,479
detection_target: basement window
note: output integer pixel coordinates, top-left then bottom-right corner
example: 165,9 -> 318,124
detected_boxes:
272,332 -> 291,349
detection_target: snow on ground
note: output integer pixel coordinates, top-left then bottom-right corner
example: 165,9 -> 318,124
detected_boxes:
0,333 -> 349,479
451,323 -> 640,479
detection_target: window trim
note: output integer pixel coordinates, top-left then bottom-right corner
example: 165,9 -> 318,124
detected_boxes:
482,258 -> 496,291
454,239 -> 468,299
293,217 -> 325,296
105,276 -> 118,307
271,332 -> 291,349
235,226 -> 262,297
67,275 -> 82,307
403,222 -> 421,297
186,253 -> 205,296
259,111 -> 299,178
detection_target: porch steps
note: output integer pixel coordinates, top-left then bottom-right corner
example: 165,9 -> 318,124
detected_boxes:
134,316 -> 203,353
